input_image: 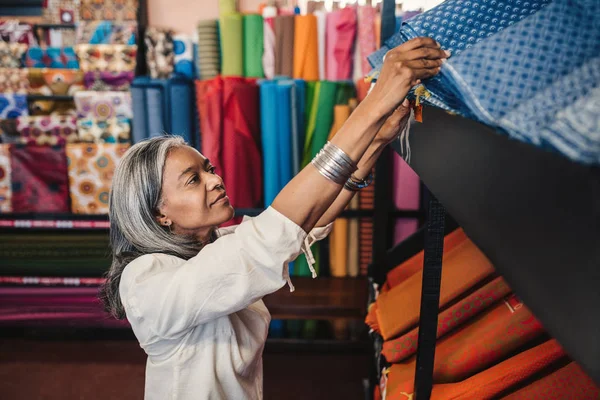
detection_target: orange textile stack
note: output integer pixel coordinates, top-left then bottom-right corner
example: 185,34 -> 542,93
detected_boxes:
367,228 -> 599,399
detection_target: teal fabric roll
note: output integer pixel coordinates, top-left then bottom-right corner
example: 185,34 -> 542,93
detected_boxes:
259,81 -> 279,206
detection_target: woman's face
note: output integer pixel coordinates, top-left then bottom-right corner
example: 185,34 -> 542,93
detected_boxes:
157,146 -> 234,241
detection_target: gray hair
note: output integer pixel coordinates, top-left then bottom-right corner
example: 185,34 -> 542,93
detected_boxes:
99,135 -> 207,319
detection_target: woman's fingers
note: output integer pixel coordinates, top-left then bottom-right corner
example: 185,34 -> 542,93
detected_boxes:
410,66 -> 442,81
402,58 -> 444,69
395,36 -> 440,52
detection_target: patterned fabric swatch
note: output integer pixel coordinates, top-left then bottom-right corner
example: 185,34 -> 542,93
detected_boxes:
43,29 -> 77,48
29,100 -> 77,117
25,47 -> 79,69
76,21 -> 137,45
16,116 -> 78,145
0,20 -> 37,45
77,117 -> 131,143
0,144 -> 12,212
75,44 -> 137,73
173,34 -> 194,78
28,68 -> 85,96
66,143 -> 129,214
74,91 -> 133,120
0,119 -> 19,143
0,42 -> 27,68
145,27 -> 175,79
80,0 -> 138,21
43,0 -> 79,24
10,144 -> 70,213
83,71 -> 134,91
0,68 -> 29,94
0,94 -> 28,119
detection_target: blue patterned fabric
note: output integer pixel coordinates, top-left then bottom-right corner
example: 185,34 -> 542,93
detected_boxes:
368,0 -> 600,164
0,94 -> 28,119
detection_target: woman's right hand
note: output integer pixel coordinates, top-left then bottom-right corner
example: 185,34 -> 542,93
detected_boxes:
365,37 -> 450,118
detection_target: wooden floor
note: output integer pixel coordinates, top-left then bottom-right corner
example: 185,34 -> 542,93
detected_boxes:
0,336 -> 370,400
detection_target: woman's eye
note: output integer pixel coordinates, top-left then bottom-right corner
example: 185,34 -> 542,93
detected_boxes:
208,167 -> 216,174
188,174 -> 199,185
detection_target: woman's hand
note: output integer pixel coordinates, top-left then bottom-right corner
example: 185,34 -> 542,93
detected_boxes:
364,37 -> 449,119
373,99 -> 412,145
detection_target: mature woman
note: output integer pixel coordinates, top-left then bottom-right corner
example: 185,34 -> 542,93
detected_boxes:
100,37 -> 448,399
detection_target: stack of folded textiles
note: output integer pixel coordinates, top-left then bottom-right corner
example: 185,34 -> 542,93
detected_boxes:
366,228 -> 599,399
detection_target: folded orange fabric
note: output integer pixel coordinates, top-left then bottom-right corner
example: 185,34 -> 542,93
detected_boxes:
366,302 -> 380,333
502,362 -> 599,400
384,294 -> 545,393
386,228 -> 467,289
382,276 -> 512,363
376,235 -> 494,340
293,15 -> 319,81
386,339 -> 566,400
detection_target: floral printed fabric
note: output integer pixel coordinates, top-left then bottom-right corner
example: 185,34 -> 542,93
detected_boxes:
173,34 -> 194,78
0,144 -> 12,212
25,47 -> 79,69
74,91 -> 133,120
0,94 -> 28,119
0,20 -> 37,45
75,44 -> 137,73
80,0 -> 138,22
76,21 -> 137,45
77,117 -> 131,143
16,116 -> 78,145
0,42 -> 27,68
66,143 -> 129,214
28,68 -> 85,96
83,71 -> 134,91
10,144 -> 70,213
0,68 -> 30,94
145,27 -> 174,79
43,0 -> 79,24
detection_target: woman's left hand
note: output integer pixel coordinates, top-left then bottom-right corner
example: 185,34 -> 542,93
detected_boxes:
373,98 -> 412,145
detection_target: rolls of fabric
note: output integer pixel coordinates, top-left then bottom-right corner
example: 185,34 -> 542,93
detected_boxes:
291,79 -> 306,176
173,34 -> 194,78
325,8 -> 357,81
77,117 -> 131,143
0,42 -> 27,68
242,14 -> 264,78
259,81 -> 279,206
83,71 -> 134,91
16,116 -> 78,145
309,81 -> 337,161
275,82 -> 294,193
219,0 -> 236,16
196,20 -> 220,80
274,15 -> 295,77
261,6 -> 277,79
314,11 -> 327,81
220,14 -> 243,77
195,78 -> 224,174
0,94 -> 28,119
293,15 -> 319,81
75,44 -> 137,73
25,47 -> 79,69
357,6 -> 376,77
0,68 -> 29,94
74,91 -> 133,120
76,21 -> 137,45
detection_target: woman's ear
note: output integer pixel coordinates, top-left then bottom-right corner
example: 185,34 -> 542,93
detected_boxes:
155,207 -> 171,227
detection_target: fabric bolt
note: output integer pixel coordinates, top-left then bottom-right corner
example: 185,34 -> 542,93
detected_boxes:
0,20 -> 36,45
173,34 -> 194,78
328,105 -> 352,277
74,91 -> 133,121
10,144 -> 69,213
326,8 -> 357,81
66,143 -> 129,214
291,79 -> 306,175
369,0 -> 600,165
42,0 -> 78,24
259,81 -> 280,206
0,144 -> 12,212
75,44 -> 137,73
262,16 -> 276,79
0,119 -> 19,143
220,14 -> 243,77
196,20 -> 221,80
274,16 -> 295,77
83,71 -> 134,91
0,42 -> 27,68
77,117 -> 131,143
276,82 -> 294,196
28,68 -> 85,96
76,21 -> 137,45
357,6 -> 376,77
307,81 -> 337,164
385,339 -> 566,400
242,15 -> 264,78
145,28 -> 175,79
45,28 -> 77,48
0,94 -> 28,119
382,277 -> 513,363
293,15 -> 319,81
25,47 -> 79,69
16,115 -> 78,145
502,362 -> 600,400
314,10 -> 327,81
195,78 -> 224,175
219,0 -> 236,16
80,0 -> 138,21
377,235 -> 494,340
0,68 -> 29,94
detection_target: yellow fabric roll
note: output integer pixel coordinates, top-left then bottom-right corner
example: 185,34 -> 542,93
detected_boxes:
293,15 -> 319,81
220,13 -> 243,77
219,0 -> 236,16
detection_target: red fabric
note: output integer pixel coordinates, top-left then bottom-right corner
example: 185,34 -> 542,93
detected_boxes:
10,145 -> 69,213
195,78 -> 224,176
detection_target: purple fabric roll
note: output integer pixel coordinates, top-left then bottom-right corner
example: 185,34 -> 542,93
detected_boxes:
83,71 -> 135,91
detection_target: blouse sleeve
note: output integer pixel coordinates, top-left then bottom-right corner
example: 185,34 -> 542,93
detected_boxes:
119,207 -> 329,339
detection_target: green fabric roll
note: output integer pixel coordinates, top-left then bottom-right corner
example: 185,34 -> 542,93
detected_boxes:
219,0 -> 236,16
310,81 -> 338,159
220,13 -> 243,77
243,14 -> 264,78
302,81 -> 321,167
335,81 -> 356,105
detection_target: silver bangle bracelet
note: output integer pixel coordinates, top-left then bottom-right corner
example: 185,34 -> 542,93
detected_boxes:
324,142 -> 357,171
310,143 -> 357,185
311,153 -> 348,184
344,172 -> 374,191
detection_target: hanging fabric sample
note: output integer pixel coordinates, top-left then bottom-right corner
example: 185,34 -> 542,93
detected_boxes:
325,8 -> 357,81
368,0 -> 600,165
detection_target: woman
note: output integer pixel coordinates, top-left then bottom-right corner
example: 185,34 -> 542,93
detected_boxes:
100,37 -> 448,399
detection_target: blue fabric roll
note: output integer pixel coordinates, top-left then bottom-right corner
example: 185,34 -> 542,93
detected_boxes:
131,78 -> 149,143
368,0 -> 600,165
275,82 -> 293,191
259,81 -> 280,206
292,79 -> 306,176
168,78 -> 195,146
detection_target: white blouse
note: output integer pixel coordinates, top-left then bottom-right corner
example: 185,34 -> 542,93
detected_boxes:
119,207 -> 332,400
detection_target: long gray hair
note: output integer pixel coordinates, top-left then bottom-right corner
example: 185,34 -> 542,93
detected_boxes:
99,136 -> 207,319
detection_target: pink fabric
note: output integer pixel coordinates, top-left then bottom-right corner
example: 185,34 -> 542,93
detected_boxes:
262,7 -> 277,80
393,153 -> 420,210
325,8 -> 357,81
357,6 -> 376,77
394,219 -> 419,246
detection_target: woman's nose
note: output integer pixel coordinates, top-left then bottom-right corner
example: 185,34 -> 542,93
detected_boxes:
205,172 -> 224,191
